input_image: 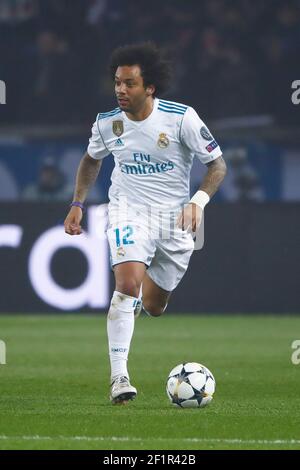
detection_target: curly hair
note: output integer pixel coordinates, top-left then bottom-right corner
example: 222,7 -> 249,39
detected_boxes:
110,42 -> 171,96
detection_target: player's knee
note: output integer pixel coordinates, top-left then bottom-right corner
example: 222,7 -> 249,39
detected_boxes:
115,279 -> 141,298
143,300 -> 165,317
108,291 -> 137,320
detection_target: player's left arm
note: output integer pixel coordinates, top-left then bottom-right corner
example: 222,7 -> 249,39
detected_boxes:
200,155 -> 227,198
178,107 -> 227,232
178,156 -> 227,232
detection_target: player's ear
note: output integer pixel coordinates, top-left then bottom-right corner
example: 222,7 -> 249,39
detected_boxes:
146,85 -> 155,96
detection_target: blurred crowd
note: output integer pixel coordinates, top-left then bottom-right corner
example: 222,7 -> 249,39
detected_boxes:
0,0 -> 299,125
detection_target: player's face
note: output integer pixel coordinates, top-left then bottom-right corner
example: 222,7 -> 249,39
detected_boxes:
115,65 -> 153,113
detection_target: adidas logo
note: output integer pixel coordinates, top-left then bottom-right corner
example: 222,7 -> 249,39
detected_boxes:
115,138 -> 124,147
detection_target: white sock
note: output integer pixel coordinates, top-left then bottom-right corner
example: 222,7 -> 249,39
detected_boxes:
107,290 -> 138,383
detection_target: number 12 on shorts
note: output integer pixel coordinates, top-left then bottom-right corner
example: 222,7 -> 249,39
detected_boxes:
114,226 -> 134,247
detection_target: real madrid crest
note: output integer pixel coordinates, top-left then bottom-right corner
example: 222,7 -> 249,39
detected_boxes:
113,120 -> 124,137
157,133 -> 169,149
117,246 -> 126,257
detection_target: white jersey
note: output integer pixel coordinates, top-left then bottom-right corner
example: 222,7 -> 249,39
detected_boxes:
87,98 -> 222,210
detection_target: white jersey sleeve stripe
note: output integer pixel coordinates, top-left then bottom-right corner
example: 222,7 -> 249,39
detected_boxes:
99,108 -> 121,120
87,114 -> 111,160
158,106 -> 186,115
159,99 -> 188,111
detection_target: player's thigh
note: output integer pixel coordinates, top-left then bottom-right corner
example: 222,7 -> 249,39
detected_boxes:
107,220 -> 155,297
114,261 -> 147,297
142,272 -> 172,315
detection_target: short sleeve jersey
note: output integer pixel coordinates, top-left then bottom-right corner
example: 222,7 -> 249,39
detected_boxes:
87,98 -> 222,209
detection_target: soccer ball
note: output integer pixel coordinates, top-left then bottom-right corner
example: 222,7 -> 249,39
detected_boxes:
166,362 -> 216,408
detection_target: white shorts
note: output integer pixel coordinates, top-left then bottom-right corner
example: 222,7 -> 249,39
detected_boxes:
106,210 -> 194,292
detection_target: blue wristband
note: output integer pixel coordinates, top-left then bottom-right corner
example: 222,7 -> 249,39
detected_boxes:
70,201 -> 84,211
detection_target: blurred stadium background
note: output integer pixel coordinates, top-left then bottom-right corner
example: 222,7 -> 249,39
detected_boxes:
0,0 -> 299,314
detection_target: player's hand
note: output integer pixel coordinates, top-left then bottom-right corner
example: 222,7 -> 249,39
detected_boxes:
64,206 -> 83,235
177,203 -> 203,233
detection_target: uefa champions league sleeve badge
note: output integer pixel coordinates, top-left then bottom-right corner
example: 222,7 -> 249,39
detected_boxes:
200,126 -> 213,141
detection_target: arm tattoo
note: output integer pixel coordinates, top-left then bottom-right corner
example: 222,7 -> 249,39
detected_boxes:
199,156 -> 227,198
73,152 -> 102,202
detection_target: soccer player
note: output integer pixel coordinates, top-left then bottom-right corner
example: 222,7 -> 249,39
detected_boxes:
64,43 -> 226,404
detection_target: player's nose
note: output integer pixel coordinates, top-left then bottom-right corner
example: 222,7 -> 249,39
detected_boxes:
117,82 -> 127,94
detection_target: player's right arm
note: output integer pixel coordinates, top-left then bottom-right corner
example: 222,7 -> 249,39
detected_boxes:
64,116 -> 110,235
64,153 -> 102,235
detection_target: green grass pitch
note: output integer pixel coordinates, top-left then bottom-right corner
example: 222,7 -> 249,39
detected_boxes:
0,314 -> 300,450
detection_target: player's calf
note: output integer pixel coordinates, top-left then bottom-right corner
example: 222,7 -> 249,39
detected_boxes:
135,299 -> 167,318
144,302 -> 165,317
134,276 -> 171,318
